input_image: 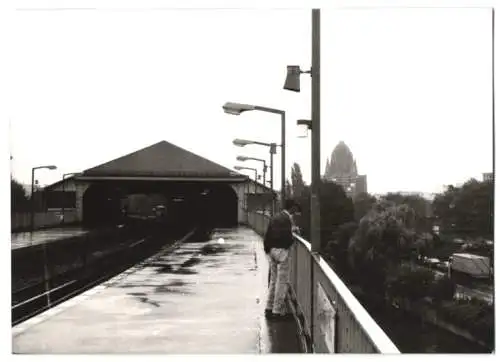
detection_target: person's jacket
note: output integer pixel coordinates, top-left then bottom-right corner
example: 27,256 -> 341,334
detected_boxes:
263,211 -> 294,253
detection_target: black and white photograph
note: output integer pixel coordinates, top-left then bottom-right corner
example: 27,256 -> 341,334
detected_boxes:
3,0 -> 496,355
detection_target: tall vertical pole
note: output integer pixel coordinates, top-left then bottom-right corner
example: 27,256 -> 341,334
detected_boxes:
493,8 -> 495,185
30,168 -> 35,232
309,8 -> 321,352
281,112 -> 286,210
263,163 -> 267,191
62,175 -> 66,225
270,149 -> 274,215
492,8 -> 495,250
310,8 -> 321,253
254,169 -> 258,194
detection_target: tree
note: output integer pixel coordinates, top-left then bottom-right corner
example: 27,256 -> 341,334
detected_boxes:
290,163 -> 306,198
294,180 -> 355,247
433,179 -> 493,239
347,200 -> 418,293
433,185 -> 458,234
319,181 -> 355,245
284,179 -> 293,199
324,221 -> 358,277
382,192 -> 432,233
386,263 -> 436,301
11,177 -> 30,212
353,192 -> 377,222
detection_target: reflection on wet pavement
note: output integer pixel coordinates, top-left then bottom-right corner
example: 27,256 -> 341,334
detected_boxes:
13,227 -> 302,354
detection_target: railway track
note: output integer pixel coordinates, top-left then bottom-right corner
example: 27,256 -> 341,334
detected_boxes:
12,228 -> 191,326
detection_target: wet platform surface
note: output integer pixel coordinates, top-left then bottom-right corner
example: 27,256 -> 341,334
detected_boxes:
12,227 -> 302,354
11,227 -> 90,250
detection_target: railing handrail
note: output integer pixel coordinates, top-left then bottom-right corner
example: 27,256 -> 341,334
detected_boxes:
292,233 -> 401,354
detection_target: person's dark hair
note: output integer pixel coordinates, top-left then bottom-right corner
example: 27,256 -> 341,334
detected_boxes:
284,199 -> 301,212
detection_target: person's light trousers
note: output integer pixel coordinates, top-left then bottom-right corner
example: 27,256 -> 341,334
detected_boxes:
266,248 -> 290,315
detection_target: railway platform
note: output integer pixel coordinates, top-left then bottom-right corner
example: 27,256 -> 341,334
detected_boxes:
12,227 -> 302,354
11,227 -> 91,250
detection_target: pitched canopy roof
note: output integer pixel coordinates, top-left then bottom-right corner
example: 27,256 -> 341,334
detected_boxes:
81,141 -> 242,179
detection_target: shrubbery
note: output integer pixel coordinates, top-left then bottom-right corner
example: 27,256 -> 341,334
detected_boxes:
386,264 -> 435,301
438,298 -> 494,346
297,183 -> 493,349
427,275 -> 456,302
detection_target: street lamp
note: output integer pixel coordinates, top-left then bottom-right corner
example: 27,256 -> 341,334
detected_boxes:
234,165 -> 256,217
236,155 -> 268,188
234,165 -> 258,184
284,65 -> 311,92
234,165 -> 258,194
31,165 -> 57,232
233,138 -> 256,147
224,102 -> 286,209
284,9 -> 321,253
62,172 -> 79,225
31,164 -> 57,309
233,138 -> 278,215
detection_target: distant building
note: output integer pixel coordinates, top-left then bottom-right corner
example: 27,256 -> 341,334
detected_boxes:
323,141 -> 367,198
483,172 -> 493,182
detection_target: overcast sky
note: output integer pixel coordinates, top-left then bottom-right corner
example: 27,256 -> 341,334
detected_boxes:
6,1 -> 494,195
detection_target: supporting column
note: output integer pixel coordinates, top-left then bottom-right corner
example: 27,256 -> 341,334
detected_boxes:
75,183 -> 90,223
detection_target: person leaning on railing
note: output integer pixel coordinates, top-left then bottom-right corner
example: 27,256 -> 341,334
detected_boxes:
263,199 -> 301,320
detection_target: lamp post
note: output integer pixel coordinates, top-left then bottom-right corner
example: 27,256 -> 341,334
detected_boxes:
234,166 -> 258,219
236,155 -> 268,189
284,9 -> 321,253
233,138 -> 278,214
284,9 -> 321,347
223,102 -> 286,209
235,165 -> 258,215
234,165 -> 258,191
61,172 -> 78,225
31,165 -> 57,232
31,164 -> 57,308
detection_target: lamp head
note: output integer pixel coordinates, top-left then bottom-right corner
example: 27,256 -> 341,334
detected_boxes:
284,65 -> 302,92
233,138 -> 253,147
236,156 -> 249,161
34,165 -> 57,171
223,102 -> 256,115
297,119 -> 312,138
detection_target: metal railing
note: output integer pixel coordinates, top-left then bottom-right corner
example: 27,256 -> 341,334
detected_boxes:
247,211 -> 400,354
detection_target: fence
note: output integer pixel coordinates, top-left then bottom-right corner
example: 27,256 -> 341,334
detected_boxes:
247,211 -> 400,354
11,210 -> 78,232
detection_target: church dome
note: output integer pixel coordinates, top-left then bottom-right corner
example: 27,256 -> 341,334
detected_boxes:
326,141 -> 358,177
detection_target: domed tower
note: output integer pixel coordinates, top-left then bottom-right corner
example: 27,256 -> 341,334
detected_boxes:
326,141 -> 358,178
324,141 -> 367,197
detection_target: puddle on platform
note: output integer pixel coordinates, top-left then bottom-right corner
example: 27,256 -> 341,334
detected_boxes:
135,296 -> 161,307
155,284 -> 192,294
173,267 -> 198,275
154,265 -> 175,273
149,262 -> 199,275
173,250 -> 197,256
118,284 -> 163,289
181,256 -> 202,268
